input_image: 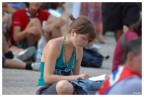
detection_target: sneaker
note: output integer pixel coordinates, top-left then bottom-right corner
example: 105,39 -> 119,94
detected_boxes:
15,46 -> 36,61
13,57 -> 25,64
31,62 -> 40,71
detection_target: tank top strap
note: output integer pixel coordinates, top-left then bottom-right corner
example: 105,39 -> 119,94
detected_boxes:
59,39 -> 64,60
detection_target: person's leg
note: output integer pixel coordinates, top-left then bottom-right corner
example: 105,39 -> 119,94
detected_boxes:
94,22 -> 106,43
3,33 -> 14,59
114,3 -> 141,41
9,46 -> 23,55
26,18 -> 42,46
114,29 -> 123,41
102,3 -> 123,41
3,30 -> 36,61
123,3 -> 140,28
56,80 -> 74,95
3,33 -> 11,54
51,27 -> 62,39
3,58 -> 26,69
42,16 -> 54,41
43,16 -> 65,41
9,46 -> 36,61
51,17 -> 66,39
3,57 -> 39,70
37,80 -> 74,95
36,83 -> 58,95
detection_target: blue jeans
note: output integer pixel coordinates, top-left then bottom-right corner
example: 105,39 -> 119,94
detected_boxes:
70,78 -> 103,94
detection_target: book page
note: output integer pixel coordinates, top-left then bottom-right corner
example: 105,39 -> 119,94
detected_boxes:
88,74 -> 107,81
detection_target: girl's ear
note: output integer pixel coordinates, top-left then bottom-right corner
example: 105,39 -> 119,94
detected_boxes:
71,29 -> 76,36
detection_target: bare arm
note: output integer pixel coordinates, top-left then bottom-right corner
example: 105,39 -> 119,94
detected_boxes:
13,25 -> 39,42
73,47 -> 90,80
13,26 -> 27,42
73,48 -> 83,75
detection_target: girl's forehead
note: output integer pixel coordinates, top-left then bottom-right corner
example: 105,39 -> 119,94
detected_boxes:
77,33 -> 89,37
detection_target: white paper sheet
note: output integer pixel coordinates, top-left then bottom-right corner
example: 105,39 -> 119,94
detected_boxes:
88,74 -> 107,81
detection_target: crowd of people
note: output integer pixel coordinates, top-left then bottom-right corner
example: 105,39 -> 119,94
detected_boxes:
2,2 -> 142,95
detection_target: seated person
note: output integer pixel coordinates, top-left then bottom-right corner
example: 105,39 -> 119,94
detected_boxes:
11,2 -> 66,49
36,14 -> 96,95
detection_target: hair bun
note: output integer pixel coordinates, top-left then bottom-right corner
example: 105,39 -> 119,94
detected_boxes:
69,14 -> 76,21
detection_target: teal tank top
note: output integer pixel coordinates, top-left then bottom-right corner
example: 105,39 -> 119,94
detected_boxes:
37,41 -> 76,86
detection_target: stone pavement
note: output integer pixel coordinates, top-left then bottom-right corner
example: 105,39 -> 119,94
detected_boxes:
2,32 -> 116,95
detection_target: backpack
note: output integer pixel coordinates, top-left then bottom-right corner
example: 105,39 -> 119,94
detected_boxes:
81,48 -> 109,68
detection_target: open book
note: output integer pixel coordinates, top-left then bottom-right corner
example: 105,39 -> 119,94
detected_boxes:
88,74 -> 107,81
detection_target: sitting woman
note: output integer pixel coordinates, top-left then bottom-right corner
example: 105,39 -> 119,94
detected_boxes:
36,14 -> 96,95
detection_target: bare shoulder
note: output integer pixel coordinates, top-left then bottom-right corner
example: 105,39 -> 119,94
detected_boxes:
45,37 -> 63,50
41,37 -> 64,60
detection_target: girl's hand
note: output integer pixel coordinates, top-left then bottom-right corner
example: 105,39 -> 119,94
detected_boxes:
76,73 -> 89,79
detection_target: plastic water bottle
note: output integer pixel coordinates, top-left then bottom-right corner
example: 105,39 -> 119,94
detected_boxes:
36,36 -> 46,62
36,49 -> 42,62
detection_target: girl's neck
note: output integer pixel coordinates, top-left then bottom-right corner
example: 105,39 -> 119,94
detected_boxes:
64,35 -> 74,48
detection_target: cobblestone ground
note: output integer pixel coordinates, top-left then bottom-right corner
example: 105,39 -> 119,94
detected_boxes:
2,32 -> 116,95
